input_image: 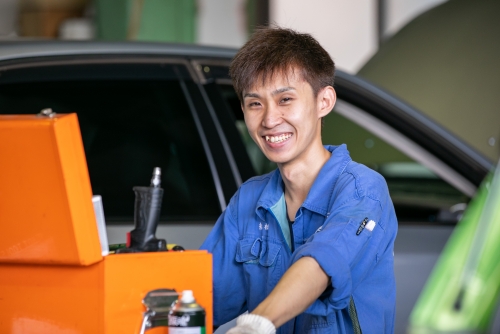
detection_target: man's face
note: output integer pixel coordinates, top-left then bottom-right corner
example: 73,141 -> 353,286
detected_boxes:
242,70 -> 333,166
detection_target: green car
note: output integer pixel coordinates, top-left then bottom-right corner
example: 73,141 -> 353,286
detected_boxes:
409,158 -> 500,333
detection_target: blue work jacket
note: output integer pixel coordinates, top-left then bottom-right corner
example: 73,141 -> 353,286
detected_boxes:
200,145 -> 397,333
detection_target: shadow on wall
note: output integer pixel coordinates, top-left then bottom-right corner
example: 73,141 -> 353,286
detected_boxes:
358,0 -> 500,163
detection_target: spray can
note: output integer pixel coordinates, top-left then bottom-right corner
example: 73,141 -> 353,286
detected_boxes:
168,290 -> 206,334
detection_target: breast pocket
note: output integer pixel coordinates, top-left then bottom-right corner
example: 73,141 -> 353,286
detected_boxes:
235,237 -> 283,288
332,218 -> 374,268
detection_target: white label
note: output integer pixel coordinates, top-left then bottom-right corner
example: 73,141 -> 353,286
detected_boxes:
169,314 -> 191,326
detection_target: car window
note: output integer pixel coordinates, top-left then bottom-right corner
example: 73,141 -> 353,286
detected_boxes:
215,83 -> 469,223
0,67 -> 221,222
322,110 -> 470,223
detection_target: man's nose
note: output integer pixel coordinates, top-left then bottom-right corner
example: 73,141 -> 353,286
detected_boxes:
262,104 -> 282,128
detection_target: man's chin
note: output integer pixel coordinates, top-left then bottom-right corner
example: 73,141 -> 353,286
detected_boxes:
264,155 -> 290,166
260,147 -> 295,165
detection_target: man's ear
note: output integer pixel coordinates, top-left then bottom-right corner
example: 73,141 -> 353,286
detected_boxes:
317,86 -> 336,118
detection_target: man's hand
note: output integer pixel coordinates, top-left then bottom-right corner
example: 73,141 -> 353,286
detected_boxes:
226,314 -> 276,334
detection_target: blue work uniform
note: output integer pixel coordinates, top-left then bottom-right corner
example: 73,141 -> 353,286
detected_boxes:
200,145 -> 397,333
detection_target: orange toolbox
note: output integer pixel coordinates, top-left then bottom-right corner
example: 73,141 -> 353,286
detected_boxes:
0,112 -> 212,333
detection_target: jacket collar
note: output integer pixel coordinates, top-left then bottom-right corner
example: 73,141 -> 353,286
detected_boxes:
256,144 -> 352,218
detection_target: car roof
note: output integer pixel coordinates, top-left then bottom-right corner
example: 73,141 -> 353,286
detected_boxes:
0,40 -> 238,62
0,39 -> 492,187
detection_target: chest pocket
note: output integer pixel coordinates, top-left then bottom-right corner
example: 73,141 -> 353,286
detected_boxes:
235,237 -> 281,267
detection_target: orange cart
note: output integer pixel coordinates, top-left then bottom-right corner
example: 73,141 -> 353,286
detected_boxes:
0,113 -> 212,334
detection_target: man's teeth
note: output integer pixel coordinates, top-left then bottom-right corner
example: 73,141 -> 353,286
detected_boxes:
265,134 -> 292,143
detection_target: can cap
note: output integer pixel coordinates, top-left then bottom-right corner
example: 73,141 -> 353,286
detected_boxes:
180,290 -> 195,303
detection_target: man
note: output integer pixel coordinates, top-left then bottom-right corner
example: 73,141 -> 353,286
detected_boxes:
200,27 -> 397,334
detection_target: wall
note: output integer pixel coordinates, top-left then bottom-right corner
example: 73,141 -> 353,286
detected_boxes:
269,0 -> 447,73
270,0 -> 377,73
197,0 -> 248,48
195,0 -> 447,73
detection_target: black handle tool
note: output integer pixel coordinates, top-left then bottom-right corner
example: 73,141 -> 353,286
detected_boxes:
117,167 -> 167,253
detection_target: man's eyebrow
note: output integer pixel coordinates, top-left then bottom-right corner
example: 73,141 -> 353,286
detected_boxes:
243,92 -> 260,99
272,87 -> 295,95
243,87 -> 295,99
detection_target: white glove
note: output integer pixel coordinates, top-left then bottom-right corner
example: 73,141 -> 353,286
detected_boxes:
225,314 -> 276,334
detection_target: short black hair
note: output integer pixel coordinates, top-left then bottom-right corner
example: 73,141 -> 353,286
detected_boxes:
230,27 -> 335,101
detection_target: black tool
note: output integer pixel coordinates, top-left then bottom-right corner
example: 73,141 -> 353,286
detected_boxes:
116,167 -> 167,253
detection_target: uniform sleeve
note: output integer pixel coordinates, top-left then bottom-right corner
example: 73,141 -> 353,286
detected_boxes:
199,190 -> 247,326
291,178 -> 389,316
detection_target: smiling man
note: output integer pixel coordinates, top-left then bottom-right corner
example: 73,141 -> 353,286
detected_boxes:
200,27 -> 397,334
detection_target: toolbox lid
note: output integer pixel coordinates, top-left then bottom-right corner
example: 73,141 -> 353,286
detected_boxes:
0,113 -> 102,265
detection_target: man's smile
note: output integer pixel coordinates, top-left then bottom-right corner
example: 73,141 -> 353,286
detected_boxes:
264,133 -> 293,143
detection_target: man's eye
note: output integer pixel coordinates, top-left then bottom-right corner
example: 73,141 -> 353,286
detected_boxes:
280,97 -> 292,103
248,102 -> 261,107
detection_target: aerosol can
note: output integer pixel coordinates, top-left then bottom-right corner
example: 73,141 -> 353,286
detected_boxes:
168,290 -> 206,333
